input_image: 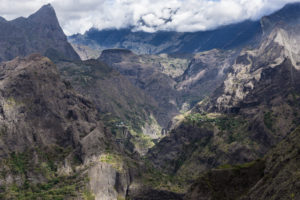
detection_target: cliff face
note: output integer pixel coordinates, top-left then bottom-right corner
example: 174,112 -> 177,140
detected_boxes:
56,59 -> 162,155
0,4 -> 79,62
0,54 -> 96,155
0,54 -> 136,200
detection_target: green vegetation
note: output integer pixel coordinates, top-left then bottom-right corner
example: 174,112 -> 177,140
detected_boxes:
215,117 -> 246,131
101,112 -> 160,154
264,112 -> 274,131
184,113 -> 246,132
141,160 -> 187,194
129,129 -> 155,152
0,146 -> 88,199
217,160 -> 262,170
8,152 -> 29,174
82,189 -> 95,200
117,195 -> 126,200
0,174 -> 85,200
99,153 -> 124,172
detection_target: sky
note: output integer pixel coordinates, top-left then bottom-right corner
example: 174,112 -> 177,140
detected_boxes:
0,0 -> 299,35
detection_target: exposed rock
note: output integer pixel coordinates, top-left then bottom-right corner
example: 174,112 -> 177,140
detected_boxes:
0,4 -> 79,62
71,43 -> 102,60
0,54 -> 136,199
88,162 -> 130,200
56,59 -> 162,154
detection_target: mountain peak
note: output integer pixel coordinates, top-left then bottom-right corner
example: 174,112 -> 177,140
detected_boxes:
28,3 -> 57,24
0,4 -> 80,62
0,16 -> 6,22
36,3 -> 55,13
261,2 -> 300,32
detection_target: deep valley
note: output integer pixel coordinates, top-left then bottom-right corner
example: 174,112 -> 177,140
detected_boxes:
0,2 -> 299,200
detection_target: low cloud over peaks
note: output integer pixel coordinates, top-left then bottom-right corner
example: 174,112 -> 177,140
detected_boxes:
0,0 -> 300,35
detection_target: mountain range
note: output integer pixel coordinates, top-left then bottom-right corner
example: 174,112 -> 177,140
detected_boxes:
0,2 -> 299,200
69,20 -> 261,56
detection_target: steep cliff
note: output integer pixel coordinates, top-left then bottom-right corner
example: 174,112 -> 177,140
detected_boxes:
0,54 -> 136,200
56,59 -> 162,154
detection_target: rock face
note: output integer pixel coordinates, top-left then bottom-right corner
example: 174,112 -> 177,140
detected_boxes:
0,54 -> 96,155
176,49 -> 237,110
56,59 -> 162,154
71,43 -> 102,60
69,20 -> 261,54
0,4 -> 79,62
0,54 -> 135,200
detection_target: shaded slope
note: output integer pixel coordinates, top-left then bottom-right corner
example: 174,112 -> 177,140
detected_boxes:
185,126 -> 300,200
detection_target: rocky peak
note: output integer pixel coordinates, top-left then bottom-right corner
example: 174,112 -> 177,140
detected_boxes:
205,20 -> 300,113
28,4 -> 58,26
0,4 -> 80,62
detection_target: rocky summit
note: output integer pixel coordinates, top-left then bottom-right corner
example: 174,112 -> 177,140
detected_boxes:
0,4 -> 79,62
0,2 -> 300,200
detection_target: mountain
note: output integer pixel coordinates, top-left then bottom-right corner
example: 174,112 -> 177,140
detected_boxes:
0,5 -> 144,200
98,48 -> 237,129
184,126 -> 300,200
261,2 -> 300,33
56,59 -> 162,154
1,2 -> 300,200
0,4 -> 79,62
0,54 -> 137,199
69,20 -> 261,55
99,49 -> 184,127
0,3 -> 167,155
140,2 -> 300,196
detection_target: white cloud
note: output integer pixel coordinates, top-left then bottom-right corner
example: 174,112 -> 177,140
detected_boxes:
0,0 -> 299,35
